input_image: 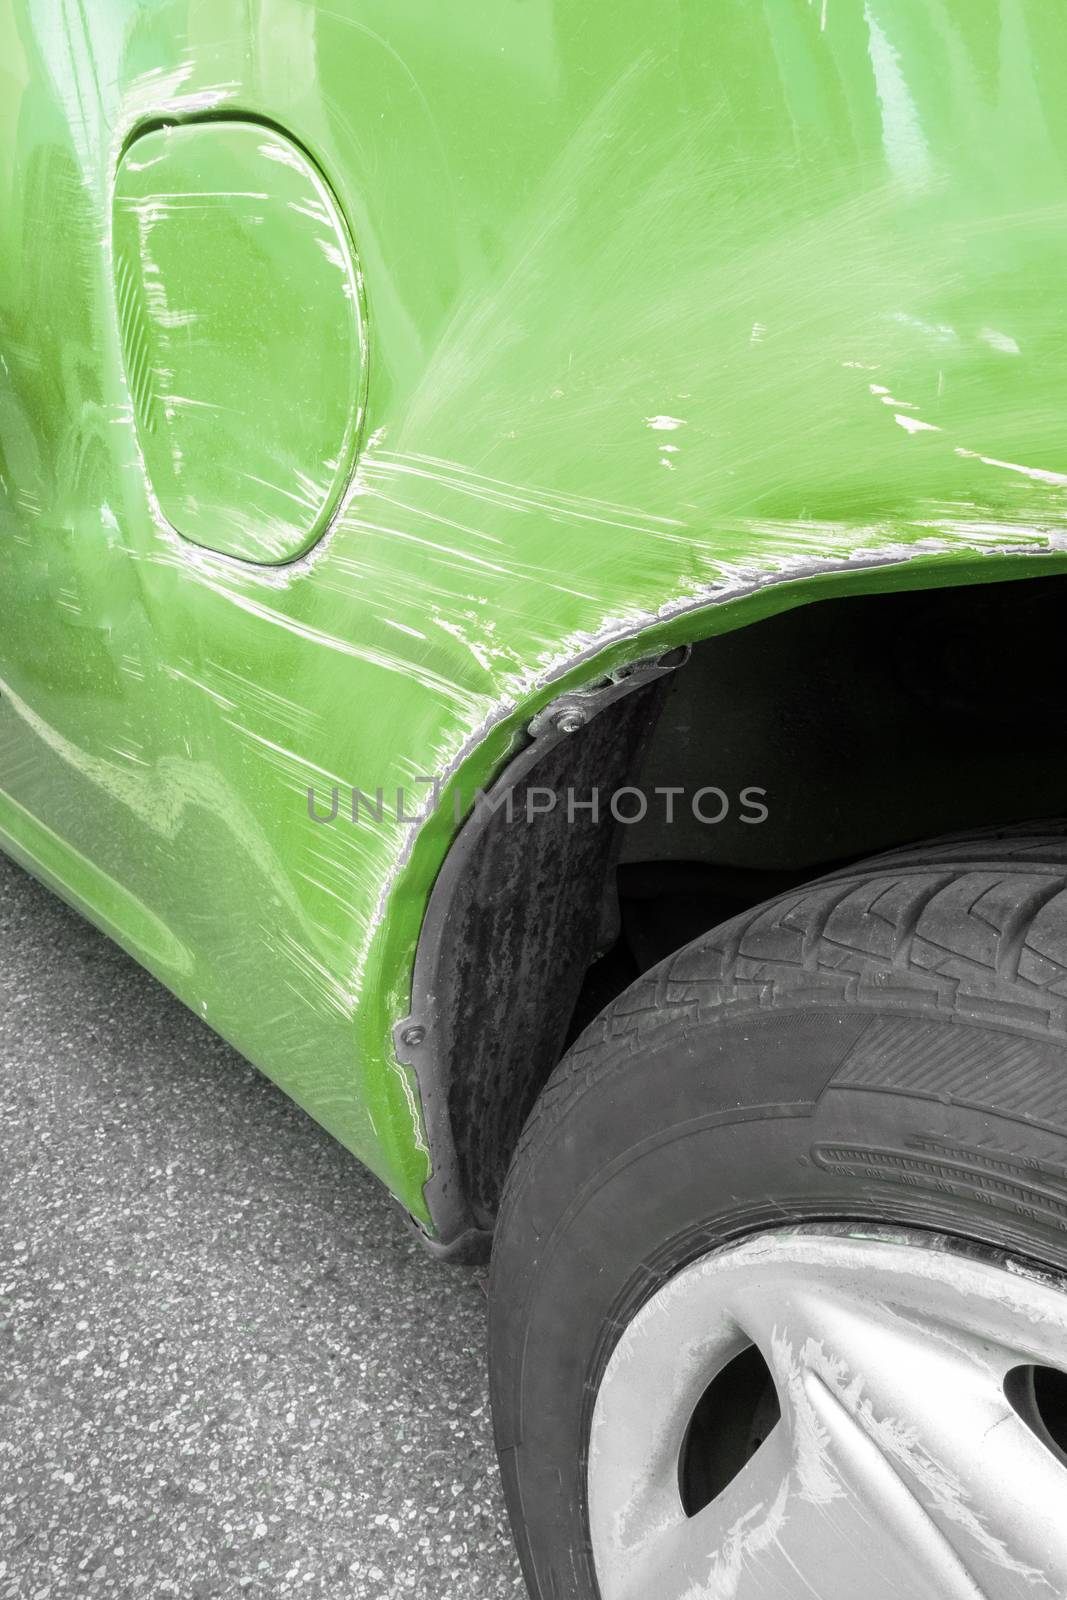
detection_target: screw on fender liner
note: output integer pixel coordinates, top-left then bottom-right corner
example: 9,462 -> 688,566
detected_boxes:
401,1024 -> 426,1047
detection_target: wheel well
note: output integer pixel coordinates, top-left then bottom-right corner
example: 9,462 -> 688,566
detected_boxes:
405,571 -> 1067,1247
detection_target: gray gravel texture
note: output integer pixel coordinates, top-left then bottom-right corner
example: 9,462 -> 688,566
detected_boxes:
0,851 -> 526,1599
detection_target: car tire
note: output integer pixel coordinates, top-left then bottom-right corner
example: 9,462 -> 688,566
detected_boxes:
489,822 -> 1067,1599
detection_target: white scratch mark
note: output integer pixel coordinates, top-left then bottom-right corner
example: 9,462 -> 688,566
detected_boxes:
955,447 -> 1067,487
979,327 -> 1021,355
895,414 -> 941,435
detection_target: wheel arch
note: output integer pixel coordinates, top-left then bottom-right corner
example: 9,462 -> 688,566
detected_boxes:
379,544 -> 1067,1253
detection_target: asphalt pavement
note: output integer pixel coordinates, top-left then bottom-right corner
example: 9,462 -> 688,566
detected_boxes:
0,851 -> 526,1599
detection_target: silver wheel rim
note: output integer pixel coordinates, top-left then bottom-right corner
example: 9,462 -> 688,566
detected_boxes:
588,1226 -> 1067,1599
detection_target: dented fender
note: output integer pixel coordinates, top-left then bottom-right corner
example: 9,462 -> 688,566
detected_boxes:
2,0 -> 1067,1230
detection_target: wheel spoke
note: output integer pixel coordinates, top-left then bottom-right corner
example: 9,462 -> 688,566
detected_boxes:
595,1373 -> 987,1600
596,1419 -> 794,1600
589,1229 -> 1067,1600
744,1282 -> 1067,1597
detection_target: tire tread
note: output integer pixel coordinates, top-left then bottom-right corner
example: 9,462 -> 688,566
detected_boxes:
498,832 -> 1067,1238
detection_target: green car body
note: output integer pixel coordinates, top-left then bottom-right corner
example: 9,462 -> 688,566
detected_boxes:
2,0 -> 1067,1235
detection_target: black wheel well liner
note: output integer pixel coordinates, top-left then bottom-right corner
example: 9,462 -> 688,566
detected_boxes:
394,653 -> 683,1255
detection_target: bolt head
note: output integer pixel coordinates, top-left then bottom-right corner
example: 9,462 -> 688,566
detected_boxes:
401,1024 -> 426,1048
556,707 -> 586,734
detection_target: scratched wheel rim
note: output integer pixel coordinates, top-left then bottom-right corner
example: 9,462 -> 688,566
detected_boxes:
587,1225 -> 1067,1600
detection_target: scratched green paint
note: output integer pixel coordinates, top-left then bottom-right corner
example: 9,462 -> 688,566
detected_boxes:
1,0 -> 1066,1226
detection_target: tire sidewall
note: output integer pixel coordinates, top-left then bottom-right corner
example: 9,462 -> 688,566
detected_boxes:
490,1002 -> 1067,1599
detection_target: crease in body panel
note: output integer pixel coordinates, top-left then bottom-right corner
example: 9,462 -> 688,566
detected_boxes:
83,55 -> 1067,1089
358,525 -> 1067,977
135,525 -> 1065,1006
0,673 -> 365,999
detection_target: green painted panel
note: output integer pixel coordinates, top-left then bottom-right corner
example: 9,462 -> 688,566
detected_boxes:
113,121 -> 366,564
2,0 -> 1067,1227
